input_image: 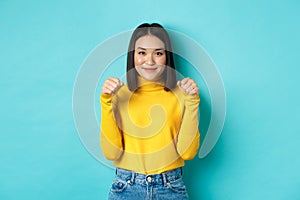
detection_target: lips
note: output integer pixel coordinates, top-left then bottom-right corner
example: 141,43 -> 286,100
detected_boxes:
142,67 -> 157,71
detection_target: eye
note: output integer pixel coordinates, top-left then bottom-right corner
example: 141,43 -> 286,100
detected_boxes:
137,51 -> 145,55
155,51 -> 164,56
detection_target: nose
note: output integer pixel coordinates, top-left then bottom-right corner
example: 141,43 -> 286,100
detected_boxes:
145,54 -> 155,65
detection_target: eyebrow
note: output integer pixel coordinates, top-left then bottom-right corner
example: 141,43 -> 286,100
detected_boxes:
136,47 -> 165,51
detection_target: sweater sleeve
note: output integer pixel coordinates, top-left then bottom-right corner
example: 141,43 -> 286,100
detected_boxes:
100,93 -> 123,160
176,93 -> 200,160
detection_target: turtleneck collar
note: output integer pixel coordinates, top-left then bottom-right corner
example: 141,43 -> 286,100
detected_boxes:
137,76 -> 165,92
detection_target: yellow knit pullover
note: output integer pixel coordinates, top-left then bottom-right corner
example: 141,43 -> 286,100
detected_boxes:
100,76 -> 200,175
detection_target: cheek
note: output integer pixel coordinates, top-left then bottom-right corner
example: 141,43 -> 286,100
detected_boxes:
134,56 -> 144,66
156,56 -> 166,65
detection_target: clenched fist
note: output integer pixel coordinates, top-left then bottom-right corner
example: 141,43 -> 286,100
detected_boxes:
102,78 -> 124,95
177,77 -> 199,95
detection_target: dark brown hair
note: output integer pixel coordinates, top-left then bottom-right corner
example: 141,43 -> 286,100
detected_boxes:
126,23 -> 176,91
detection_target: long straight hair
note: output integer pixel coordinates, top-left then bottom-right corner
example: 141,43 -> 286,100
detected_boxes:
126,23 -> 176,92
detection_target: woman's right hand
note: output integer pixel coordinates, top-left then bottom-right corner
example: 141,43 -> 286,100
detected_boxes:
102,78 -> 124,95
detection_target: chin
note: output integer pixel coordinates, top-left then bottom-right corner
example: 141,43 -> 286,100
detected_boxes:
145,76 -> 159,81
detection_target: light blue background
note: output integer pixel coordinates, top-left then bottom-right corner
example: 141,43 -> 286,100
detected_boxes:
1,0 -> 299,199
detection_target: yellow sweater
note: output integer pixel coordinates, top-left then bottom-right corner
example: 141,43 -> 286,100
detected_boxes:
100,76 -> 200,174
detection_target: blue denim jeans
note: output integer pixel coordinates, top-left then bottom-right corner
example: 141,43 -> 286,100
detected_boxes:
108,167 -> 189,200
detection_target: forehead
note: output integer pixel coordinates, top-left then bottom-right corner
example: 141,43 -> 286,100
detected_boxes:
135,35 -> 165,49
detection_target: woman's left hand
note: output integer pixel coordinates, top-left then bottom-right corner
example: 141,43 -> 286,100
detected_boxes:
177,78 -> 199,95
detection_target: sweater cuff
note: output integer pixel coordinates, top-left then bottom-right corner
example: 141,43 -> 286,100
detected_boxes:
100,93 -> 113,105
184,93 -> 200,105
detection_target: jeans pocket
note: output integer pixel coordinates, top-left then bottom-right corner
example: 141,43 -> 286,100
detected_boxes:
166,178 -> 188,194
110,178 -> 128,193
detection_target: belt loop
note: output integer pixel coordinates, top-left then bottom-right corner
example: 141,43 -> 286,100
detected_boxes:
180,167 -> 183,175
162,172 -> 168,185
115,168 -> 117,175
130,171 -> 135,183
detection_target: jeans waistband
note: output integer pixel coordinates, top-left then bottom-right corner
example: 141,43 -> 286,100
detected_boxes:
115,167 -> 183,185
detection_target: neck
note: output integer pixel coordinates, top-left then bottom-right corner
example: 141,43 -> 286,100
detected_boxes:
137,76 -> 165,92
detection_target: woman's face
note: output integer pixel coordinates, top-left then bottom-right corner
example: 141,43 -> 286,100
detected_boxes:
134,35 -> 166,81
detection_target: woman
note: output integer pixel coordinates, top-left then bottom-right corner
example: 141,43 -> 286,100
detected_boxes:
100,23 -> 200,200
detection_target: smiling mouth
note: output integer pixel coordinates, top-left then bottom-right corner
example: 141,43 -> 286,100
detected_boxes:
142,67 -> 157,71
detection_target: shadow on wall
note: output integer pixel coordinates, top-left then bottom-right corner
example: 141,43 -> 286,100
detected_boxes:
183,90 -> 222,200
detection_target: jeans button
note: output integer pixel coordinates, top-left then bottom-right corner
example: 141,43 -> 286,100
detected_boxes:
147,176 -> 152,182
